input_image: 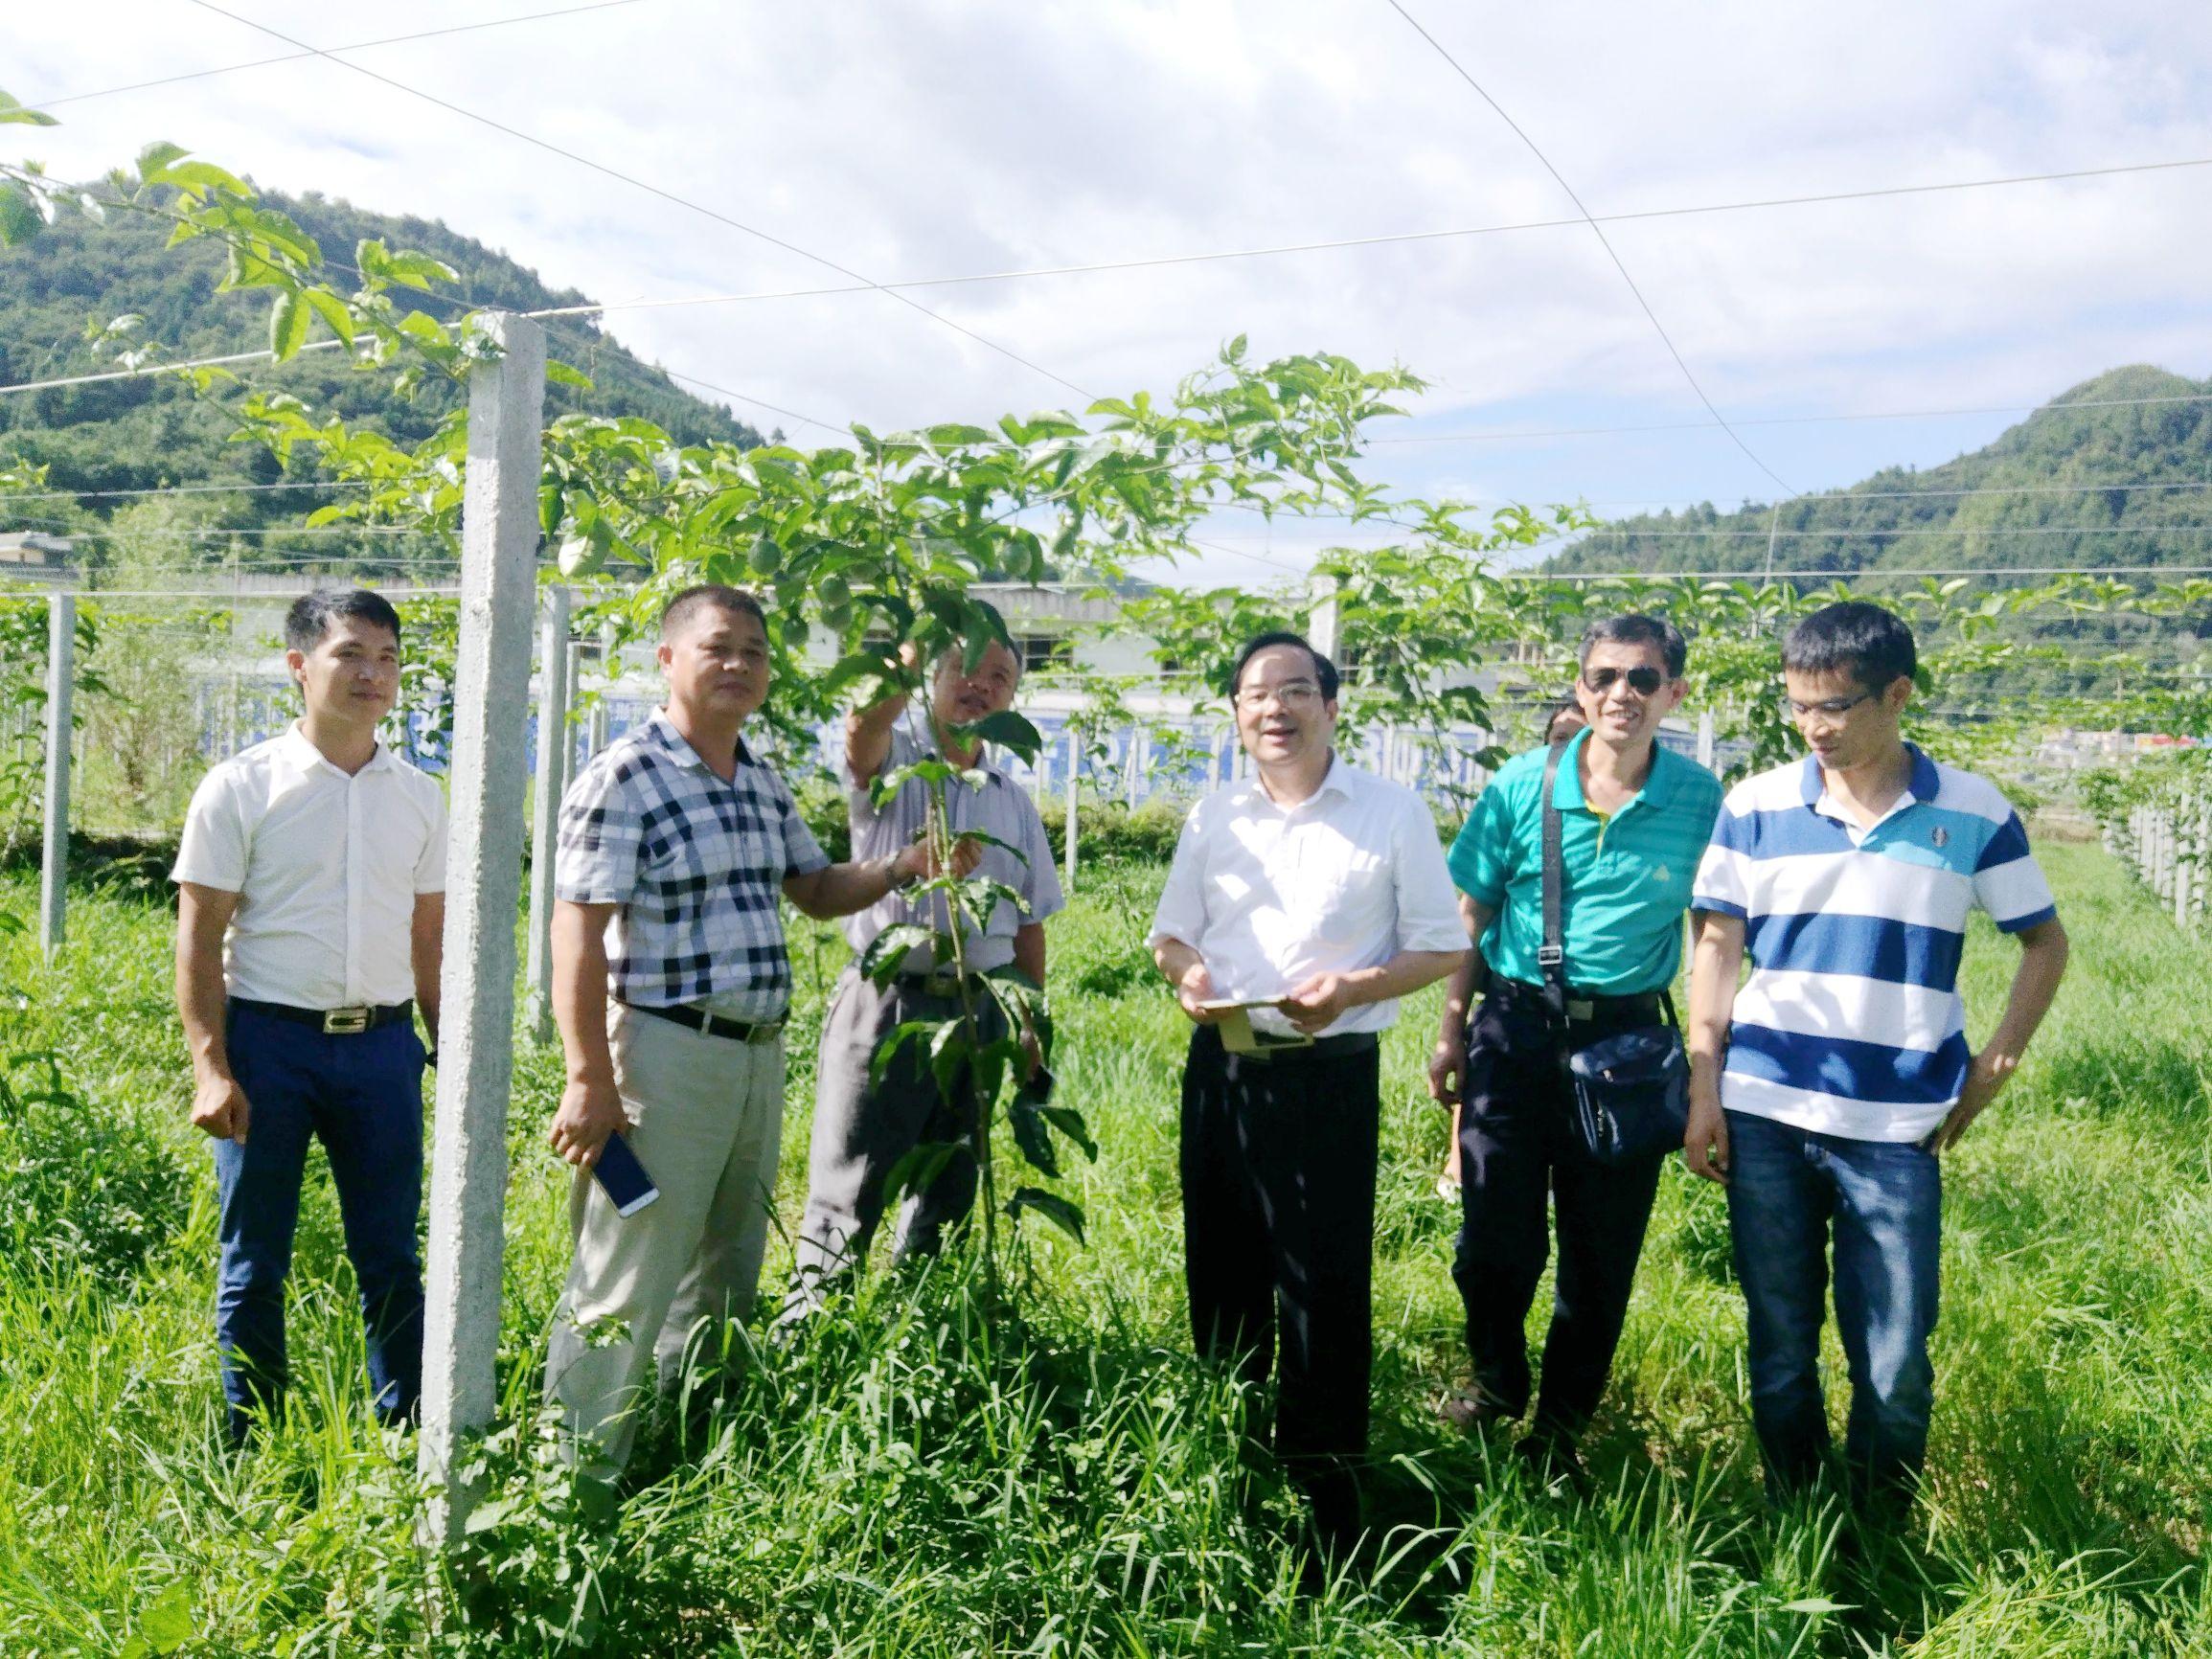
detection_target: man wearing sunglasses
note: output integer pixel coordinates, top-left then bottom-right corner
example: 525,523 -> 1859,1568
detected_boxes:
1686,602 -> 2068,1513
1431,614 -> 1723,1480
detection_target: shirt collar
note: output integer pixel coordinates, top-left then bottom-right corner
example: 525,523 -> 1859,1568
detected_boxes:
1801,742 -> 1938,813
1240,749 -> 1354,811
647,708 -> 753,772
279,721 -> 397,778
1551,727 -> 1688,816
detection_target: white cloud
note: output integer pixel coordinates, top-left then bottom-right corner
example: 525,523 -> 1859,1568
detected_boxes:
11,0 -> 2212,587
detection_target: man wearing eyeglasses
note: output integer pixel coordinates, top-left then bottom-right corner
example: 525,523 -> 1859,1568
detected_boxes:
1151,630 -> 1468,1562
1686,602 -> 2067,1512
1431,614 -> 1723,1481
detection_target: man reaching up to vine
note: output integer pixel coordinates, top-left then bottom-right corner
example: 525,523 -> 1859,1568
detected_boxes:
543,584 -> 937,1472
1152,630 -> 1467,1564
782,623 -> 1061,1321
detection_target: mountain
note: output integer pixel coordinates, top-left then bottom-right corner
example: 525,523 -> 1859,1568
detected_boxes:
1545,365 -> 2212,582
0,188 -> 765,570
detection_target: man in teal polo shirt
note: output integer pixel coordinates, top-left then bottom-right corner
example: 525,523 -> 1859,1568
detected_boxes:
1427,614 -> 1723,1472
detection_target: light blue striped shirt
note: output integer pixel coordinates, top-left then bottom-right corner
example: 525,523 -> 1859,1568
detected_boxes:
1691,745 -> 2057,1143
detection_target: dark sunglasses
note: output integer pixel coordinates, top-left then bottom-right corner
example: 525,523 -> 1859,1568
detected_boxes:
1582,665 -> 1666,696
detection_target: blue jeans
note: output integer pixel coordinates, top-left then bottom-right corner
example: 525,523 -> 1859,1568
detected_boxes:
1724,1109 -> 1941,1504
214,1003 -> 427,1443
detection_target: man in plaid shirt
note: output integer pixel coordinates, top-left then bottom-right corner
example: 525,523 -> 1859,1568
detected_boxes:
544,584 -> 935,1470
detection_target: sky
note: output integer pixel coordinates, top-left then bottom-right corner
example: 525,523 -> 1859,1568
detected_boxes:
11,0 -> 2212,586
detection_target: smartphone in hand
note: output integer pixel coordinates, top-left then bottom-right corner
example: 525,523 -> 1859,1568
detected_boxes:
593,1130 -> 660,1217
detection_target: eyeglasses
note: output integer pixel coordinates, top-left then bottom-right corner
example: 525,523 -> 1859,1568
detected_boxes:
1234,681 -> 1322,712
1782,691 -> 1877,720
1582,666 -> 1666,696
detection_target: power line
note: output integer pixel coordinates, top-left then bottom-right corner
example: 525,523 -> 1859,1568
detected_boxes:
1563,523 -> 2212,540
1381,0 -> 1795,496
182,0 -> 1097,404
37,1 -> 649,107
2,479 -> 373,503
534,153 -> 2212,321
1507,563 -> 2212,581
1366,392 -> 2212,445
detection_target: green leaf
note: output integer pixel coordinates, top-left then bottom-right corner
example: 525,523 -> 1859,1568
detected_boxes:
867,1018 -> 944,1087
134,141 -> 190,180
882,1140 -> 962,1207
302,286 -> 355,348
1008,1187 -> 1084,1245
267,289 -> 309,361
1777,1598 -> 1851,1615
1009,1100 -> 1060,1179
858,922 -> 940,985
0,184 -> 39,248
958,707 -> 1043,761
0,90 -> 58,126
545,359 -> 594,390
138,1580 -> 194,1653
1037,1103 -> 1097,1163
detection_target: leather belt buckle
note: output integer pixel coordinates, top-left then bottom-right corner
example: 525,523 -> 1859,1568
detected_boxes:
1566,997 -> 1595,1022
744,1019 -> 784,1046
323,1006 -> 372,1035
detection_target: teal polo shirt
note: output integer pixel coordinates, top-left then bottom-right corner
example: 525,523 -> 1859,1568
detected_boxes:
1448,729 -> 1724,994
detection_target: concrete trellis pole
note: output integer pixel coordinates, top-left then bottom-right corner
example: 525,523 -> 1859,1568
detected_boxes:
1063,725 -> 1080,897
561,637 -> 584,800
587,620 -> 617,756
1697,709 -> 1717,771
522,586 -> 573,1041
37,594 -> 74,958
1307,573 -> 1340,660
418,313 -> 546,1545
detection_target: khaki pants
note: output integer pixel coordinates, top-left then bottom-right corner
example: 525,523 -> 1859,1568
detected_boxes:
545,1002 -> 785,1469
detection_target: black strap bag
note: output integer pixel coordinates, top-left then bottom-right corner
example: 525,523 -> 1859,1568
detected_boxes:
1539,740 -> 1689,1166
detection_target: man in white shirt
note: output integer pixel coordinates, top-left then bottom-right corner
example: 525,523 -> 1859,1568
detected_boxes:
172,589 -> 445,1446
1150,630 -> 1468,1558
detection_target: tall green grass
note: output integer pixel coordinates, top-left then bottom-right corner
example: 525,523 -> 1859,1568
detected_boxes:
0,843 -> 2205,1654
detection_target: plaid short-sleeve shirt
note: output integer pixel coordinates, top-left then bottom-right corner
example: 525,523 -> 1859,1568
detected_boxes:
555,711 -> 830,1018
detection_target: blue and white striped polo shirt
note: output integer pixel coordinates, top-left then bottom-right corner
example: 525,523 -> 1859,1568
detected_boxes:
1691,745 -> 2057,1143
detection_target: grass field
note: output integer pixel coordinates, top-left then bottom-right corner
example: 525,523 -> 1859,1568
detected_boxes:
1,841 -> 2207,1655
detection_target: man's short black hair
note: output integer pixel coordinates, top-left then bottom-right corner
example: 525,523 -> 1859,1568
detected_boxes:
285,588 -> 402,655
660,583 -> 766,641
1577,612 -> 1687,679
1228,629 -> 1340,701
1783,601 -> 1917,692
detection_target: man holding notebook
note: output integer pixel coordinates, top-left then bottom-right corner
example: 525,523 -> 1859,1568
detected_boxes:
1149,629 -> 1466,1558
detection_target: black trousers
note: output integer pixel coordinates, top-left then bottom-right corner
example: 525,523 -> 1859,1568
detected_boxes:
1179,1023 -> 1380,1545
1451,979 -> 1664,1440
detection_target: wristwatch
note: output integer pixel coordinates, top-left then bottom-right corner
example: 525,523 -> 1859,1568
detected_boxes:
885,852 -> 922,893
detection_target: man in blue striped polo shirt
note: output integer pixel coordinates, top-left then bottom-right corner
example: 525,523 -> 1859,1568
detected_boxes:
1686,601 -> 2070,1510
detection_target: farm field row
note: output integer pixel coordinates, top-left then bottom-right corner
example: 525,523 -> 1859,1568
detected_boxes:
0,841 -> 2207,1655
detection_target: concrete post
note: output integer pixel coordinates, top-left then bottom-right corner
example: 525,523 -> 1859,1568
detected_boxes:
419,313 -> 545,1546
1307,573 -> 1340,660
1697,709 -> 1717,770
561,637 -> 584,795
1125,729 -> 1142,809
37,594 -> 75,958
587,620 -> 617,756
522,586 -> 573,1041
1063,725 -> 1079,898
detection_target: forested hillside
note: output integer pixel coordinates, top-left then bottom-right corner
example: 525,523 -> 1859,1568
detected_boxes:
0,188 -> 763,574
1548,364 -> 2212,580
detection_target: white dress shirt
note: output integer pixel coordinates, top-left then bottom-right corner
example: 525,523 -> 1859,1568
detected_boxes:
1148,754 -> 1468,1037
172,725 -> 446,1009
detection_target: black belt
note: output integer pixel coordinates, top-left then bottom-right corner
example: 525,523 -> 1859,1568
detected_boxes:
1216,1028 -> 1380,1063
232,997 -> 413,1035
1490,976 -> 1667,1029
623,1001 -> 785,1045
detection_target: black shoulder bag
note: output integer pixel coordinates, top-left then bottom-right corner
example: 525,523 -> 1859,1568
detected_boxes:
1539,740 -> 1690,1166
